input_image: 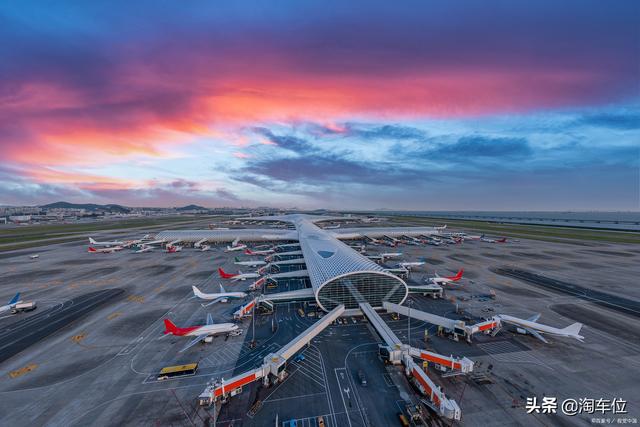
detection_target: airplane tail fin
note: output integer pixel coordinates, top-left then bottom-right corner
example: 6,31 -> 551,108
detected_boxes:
163,319 -> 178,334
244,249 -> 252,255
562,322 -> 583,338
192,286 -> 205,298
219,283 -> 226,293
235,256 -> 240,262
218,267 -> 233,279
88,247 -> 97,252
455,268 -> 464,280
9,293 -> 20,305
89,237 -> 96,244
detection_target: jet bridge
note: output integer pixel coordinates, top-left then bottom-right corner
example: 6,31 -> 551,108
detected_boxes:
259,288 -> 315,304
259,258 -> 307,274
265,270 -> 309,279
198,305 -> 344,406
383,302 -> 499,341
359,303 -> 464,420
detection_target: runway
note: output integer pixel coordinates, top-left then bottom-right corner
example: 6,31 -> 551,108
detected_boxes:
0,288 -> 124,363
492,267 -> 640,318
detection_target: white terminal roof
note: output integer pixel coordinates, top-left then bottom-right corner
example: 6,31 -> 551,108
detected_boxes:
289,215 -> 386,292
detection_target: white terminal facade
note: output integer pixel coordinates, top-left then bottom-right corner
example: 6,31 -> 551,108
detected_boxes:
156,214 -> 440,311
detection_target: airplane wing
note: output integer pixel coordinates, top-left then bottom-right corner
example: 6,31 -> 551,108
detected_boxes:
202,298 -> 224,307
527,313 -> 541,322
523,327 -> 548,343
180,333 -> 208,352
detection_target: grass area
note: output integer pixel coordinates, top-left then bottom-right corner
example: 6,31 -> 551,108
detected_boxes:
0,215 -> 216,238
0,237 -> 86,252
385,215 -> 640,244
0,215 -> 223,250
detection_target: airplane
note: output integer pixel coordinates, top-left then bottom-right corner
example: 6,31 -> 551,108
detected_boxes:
29,254 -> 39,259
463,234 -> 482,241
396,261 -> 425,270
244,247 -> 274,256
218,267 -> 260,281
225,237 -> 247,252
194,238 -> 208,248
427,269 -> 464,285
165,245 -> 182,253
200,244 -> 211,252
88,246 -> 122,254
366,237 -> 384,246
480,234 -> 507,243
496,314 -> 584,343
234,257 -> 266,267
88,237 -> 124,247
163,315 -> 241,352
435,225 -> 447,231
381,252 -> 403,259
0,293 -> 21,315
192,284 -> 247,307
133,245 -> 153,253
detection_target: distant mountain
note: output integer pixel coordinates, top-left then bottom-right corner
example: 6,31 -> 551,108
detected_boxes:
176,204 -> 208,211
40,201 -> 130,213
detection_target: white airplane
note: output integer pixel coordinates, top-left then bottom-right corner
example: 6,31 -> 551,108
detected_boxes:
244,248 -> 274,256
497,314 -> 584,343
0,293 -> 21,315
88,237 -> 124,247
396,261 -> 425,270
435,225 -> 447,231
194,238 -> 208,248
381,252 -> 403,259
133,245 -> 153,253
163,315 -> 241,352
200,244 -> 211,252
366,237 -> 384,246
234,257 -> 266,267
192,285 -> 247,307
225,237 -> 247,252
29,254 -> 39,259
141,239 -> 165,246
218,267 -> 260,281
427,269 -> 464,285
463,234 -> 482,241
88,246 -> 122,254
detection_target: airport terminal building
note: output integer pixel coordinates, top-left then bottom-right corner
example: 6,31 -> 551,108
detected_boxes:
156,214 -> 440,311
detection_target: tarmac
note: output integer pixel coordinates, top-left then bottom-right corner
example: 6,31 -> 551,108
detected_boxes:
0,219 -> 639,426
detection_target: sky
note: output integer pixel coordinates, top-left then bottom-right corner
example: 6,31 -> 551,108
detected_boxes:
0,1 -> 638,210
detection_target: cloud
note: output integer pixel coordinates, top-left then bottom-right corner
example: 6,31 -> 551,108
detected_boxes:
576,112 -> 640,130
250,127 -> 313,154
342,124 -> 427,141
433,136 -> 532,158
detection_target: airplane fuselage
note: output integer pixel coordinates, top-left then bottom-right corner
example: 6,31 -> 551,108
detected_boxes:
170,323 -> 239,337
226,244 -> 247,252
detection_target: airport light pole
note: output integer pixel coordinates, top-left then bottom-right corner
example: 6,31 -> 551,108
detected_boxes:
251,301 -> 256,347
407,299 -> 412,346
